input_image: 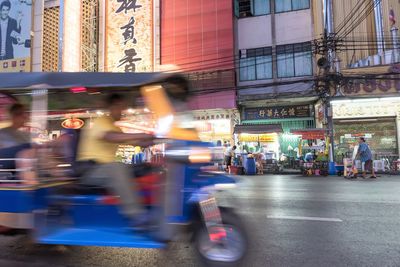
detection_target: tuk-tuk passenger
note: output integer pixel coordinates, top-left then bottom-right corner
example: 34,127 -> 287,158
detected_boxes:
0,103 -> 36,183
77,93 -> 154,226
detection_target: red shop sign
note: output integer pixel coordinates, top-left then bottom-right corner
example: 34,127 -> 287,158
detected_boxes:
61,118 -> 85,129
292,129 -> 326,140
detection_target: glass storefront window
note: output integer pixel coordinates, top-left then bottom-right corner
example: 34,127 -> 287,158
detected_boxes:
334,118 -> 398,162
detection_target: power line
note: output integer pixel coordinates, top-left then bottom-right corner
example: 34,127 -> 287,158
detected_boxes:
337,0 -> 381,39
335,1 -> 368,37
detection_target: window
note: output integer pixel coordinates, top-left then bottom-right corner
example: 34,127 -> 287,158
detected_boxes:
277,42 -> 312,78
239,47 -> 273,81
254,0 -> 270,15
235,0 -> 270,17
275,0 -> 310,13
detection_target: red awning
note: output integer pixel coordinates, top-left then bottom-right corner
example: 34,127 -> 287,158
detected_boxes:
291,129 -> 326,139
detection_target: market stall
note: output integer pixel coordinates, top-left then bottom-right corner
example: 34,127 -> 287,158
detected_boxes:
291,129 -> 329,176
233,124 -> 283,174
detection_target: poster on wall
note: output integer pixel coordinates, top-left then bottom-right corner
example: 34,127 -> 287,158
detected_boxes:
0,0 -> 31,72
106,0 -> 153,72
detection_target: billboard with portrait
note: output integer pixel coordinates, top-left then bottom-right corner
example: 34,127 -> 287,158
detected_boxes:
0,0 -> 31,72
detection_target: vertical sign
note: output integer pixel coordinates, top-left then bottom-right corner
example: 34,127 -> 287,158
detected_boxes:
106,0 -> 153,72
0,0 -> 32,72
62,0 -> 82,71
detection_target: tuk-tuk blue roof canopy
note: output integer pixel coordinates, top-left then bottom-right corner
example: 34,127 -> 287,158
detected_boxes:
0,72 -> 188,91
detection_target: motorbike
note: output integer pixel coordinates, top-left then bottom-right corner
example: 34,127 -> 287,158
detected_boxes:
0,72 -> 248,266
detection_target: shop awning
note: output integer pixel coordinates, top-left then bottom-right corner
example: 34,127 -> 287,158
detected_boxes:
234,124 -> 283,134
291,128 -> 326,139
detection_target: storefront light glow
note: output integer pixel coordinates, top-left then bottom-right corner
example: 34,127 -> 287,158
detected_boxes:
155,115 -> 174,137
281,133 -> 301,140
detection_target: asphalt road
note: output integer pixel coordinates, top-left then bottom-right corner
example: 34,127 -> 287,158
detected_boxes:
1,174 -> 400,267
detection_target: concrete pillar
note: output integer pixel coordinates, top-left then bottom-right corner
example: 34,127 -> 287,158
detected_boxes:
98,0 -> 106,71
61,0 -> 82,71
153,0 -> 160,70
397,105 -> 400,157
32,0 -> 44,72
30,89 -> 48,139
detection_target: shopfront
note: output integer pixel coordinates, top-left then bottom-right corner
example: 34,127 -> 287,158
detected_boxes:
192,109 -> 238,146
332,98 -> 400,161
240,104 -> 316,157
234,124 -> 282,159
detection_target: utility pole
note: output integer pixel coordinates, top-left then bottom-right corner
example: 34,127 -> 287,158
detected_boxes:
318,0 -> 338,174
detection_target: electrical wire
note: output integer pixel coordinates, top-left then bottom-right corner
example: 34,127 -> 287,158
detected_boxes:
337,0 -> 381,40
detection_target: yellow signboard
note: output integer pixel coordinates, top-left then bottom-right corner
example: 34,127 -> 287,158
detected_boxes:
239,134 -> 277,143
0,57 -> 30,72
259,134 -> 277,143
106,0 -> 153,72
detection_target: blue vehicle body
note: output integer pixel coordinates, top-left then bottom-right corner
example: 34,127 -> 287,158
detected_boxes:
0,140 -> 236,249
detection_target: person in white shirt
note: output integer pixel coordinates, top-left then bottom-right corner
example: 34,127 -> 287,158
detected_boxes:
224,145 -> 236,171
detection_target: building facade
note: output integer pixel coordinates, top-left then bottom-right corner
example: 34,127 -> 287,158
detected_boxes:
160,0 -> 238,145
234,0 -> 317,155
313,0 -> 400,159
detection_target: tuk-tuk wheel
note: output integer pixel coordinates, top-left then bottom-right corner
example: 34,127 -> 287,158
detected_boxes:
194,208 -> 248,267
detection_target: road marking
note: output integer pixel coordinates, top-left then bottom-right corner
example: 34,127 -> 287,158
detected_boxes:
267,215 -> 343,222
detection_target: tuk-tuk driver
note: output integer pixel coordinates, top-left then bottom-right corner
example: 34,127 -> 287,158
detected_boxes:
77,93 -> 154,226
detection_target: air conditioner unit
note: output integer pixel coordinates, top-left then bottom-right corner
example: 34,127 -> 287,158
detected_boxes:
239,11 -> 250,18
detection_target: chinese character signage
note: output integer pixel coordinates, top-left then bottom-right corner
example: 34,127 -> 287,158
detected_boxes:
244,105 -> 313,120
0,0 -> 32,72
106,0 -> 153,72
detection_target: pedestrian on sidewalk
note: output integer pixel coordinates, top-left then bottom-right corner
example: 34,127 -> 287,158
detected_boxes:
224,145 -> 236,172
356,137 -> 376,179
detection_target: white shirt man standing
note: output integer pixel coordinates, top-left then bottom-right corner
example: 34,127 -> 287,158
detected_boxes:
224,145 -> 237,171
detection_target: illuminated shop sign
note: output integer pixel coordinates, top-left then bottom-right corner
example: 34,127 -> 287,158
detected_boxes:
61,118 -> 85,129
239,134 -> 277,143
